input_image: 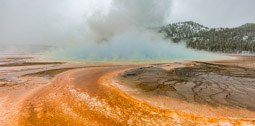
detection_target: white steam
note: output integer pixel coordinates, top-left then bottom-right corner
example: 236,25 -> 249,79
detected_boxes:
0,0 -> 220,61
48,0 -> 219,62
49,30 -> 219,62
86,0 -> 172,43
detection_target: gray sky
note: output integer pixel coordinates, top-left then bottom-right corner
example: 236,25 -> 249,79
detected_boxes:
171,0 -> 255,27
0,0 -> 109,45
0,0 -> 255,45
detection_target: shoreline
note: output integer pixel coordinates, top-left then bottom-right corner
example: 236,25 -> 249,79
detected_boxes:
1,54 -> 255,125
17,66 -> 255,125
113,55 -> 255,119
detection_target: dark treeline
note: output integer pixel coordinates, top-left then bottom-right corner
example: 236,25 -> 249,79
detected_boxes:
160,21 -> 255,53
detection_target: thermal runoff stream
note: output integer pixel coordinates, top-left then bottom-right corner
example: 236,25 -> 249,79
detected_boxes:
1,0 -> 255,125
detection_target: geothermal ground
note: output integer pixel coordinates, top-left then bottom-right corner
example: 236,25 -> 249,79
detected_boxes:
0,54 -> 255,125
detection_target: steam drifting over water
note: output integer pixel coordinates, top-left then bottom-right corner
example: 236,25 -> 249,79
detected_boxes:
47,0 -> 220,62
48,30 -> 220,62
0,0 -> 220,61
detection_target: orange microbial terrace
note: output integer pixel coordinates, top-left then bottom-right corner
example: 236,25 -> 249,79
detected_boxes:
0,55 -> 255,125
17,66 -> 255,125
1,0 -> 255,125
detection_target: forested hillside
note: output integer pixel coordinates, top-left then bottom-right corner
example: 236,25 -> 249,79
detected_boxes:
160,21 -> 255,53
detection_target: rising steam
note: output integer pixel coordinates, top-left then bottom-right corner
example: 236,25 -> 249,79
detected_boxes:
0,0 -> 220,61
86,0 -> 172,43
49,30 -> 219,62
48,0 -> 219,62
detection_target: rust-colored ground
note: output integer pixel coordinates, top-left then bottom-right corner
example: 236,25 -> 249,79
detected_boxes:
1,55 -> 255,125
16,67 -> 255,125
116,61 -> 255,119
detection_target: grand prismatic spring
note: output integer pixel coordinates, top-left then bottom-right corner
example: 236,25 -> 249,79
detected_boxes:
1,0 -> 255,125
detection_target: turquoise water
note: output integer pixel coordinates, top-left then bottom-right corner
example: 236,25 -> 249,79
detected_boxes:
46,31 -> 223,63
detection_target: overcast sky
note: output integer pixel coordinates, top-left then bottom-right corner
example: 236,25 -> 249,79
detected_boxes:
0,0 -> 255,45
171,0 -> 255,27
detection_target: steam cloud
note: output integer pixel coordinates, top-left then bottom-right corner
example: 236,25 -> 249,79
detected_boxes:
0,0 -> 219,61
86,0 -> 172,43
49,30 -> 219,62
48,0 -> 219,62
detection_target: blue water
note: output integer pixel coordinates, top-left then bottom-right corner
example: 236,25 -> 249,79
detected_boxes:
46,31 -> 222,63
